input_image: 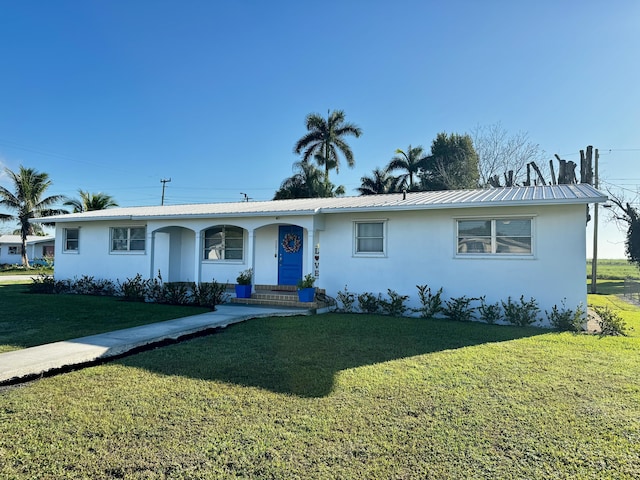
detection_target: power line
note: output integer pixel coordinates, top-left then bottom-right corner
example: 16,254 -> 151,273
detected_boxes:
0,137 -> 157,179
160,178 -> 171,206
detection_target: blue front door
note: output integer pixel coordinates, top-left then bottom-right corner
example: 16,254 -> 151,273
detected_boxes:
278,225 -> 303,285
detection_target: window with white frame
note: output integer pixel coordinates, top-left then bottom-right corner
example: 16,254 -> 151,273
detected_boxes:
457,218 -> 532,255
64,228 -> 79,252
110,227 -> 146,252
203,225 -> 244,260
8,246 -> 18,255
354,221 -> 386,255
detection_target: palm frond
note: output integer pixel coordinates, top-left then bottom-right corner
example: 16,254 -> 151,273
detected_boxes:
293,109 -> 362,182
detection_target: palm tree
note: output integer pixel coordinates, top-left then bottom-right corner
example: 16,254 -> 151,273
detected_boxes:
357,168 -> 396,195
274,162 -> 344,199
0,166 -> 67,266
293,109 -> 362,184
386,145 -> 428,191
64,190 -> 118,213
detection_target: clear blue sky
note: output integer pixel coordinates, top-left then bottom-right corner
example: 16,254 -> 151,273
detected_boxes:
0,1 -> 638,258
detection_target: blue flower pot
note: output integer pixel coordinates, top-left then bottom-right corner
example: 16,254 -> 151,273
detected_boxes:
235,284 -> 252,299
297,287 -> 315,302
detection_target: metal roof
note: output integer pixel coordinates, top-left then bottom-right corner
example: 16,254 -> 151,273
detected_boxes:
0,235 -> 55,244
38,184 -> 607,223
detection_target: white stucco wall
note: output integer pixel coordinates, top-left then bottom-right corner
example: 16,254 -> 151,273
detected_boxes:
0,243 -> 22,264
318,204 -> 587,321
55,222 -> 149,280
253,224 -> 280,285
53,203 -> 589,325
56,217 -> 316,286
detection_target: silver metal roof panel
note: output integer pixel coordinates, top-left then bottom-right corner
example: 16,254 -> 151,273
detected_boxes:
38,184 -> 607,223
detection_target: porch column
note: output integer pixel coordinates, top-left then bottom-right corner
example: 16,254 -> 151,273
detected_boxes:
247,230 -> 255,280
149,231 -> 156,280
306,229 -> 317,278
311,215 -> 325,281
193,229 -> 202,283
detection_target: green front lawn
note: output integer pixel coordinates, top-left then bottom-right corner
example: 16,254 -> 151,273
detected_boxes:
0,284 -> 208,353
1,298 -> 638,478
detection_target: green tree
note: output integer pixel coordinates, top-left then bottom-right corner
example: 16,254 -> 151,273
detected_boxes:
274,162 -> 344,200
0,166 -> 67,266
64,190 -> 118,213
357,168 -> 396,195
293,109 -> 362,184
420,132 -> 480,190
386,145 -> 428,191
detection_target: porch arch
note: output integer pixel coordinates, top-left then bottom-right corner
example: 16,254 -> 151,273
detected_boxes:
253,222 -> 315,286
151,226 -> 196,282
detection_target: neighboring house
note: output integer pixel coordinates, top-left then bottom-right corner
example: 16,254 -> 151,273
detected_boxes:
39,185 -> 606,324
0,235 -> 55,265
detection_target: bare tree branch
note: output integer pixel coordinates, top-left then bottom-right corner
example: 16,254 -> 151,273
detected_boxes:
471,122 -> 546,187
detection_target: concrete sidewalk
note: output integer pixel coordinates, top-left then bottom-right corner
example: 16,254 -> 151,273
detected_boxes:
0,304 -> 308,385
0,275 -> 39,283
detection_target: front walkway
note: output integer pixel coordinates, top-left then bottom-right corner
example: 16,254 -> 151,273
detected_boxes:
0,304 -> 309,385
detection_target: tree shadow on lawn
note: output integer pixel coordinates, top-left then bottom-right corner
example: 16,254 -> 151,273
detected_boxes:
588,280 -> 627,296
118,314 -> 545,398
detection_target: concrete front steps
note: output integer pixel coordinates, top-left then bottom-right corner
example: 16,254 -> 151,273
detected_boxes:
229,284 -> 330,310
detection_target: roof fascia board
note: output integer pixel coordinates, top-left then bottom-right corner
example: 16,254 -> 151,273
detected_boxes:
34,209 -> 320,223
318,197 -> 607,215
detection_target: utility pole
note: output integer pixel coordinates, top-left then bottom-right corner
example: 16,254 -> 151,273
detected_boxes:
590,149 -> 599,294
160,178 -> 171,206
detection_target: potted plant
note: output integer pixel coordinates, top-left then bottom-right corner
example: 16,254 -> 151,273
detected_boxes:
296,273 -> 316,302
235,268 -> 253,299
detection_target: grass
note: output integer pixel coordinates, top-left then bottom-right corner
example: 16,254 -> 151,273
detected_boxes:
0,266 -> 53,276
1,305 -> 639,478
587,258 -> 640,279
0,284 -> 209,353
0,264 -> 638,477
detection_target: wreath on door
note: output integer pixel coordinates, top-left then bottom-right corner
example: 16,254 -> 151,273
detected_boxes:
282,233 -> 301,253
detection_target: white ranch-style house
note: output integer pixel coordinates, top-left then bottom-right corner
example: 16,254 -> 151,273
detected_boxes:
0,235 -> 55,265
41,184 -> 606,324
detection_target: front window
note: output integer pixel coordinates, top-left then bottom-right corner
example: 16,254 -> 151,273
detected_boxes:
457,218 -> 532,255
354,221 -> 385,255
203,225 -> 244,260
8,246 -> 18,255
111,227 -> 146,252
64,228 -> 79,252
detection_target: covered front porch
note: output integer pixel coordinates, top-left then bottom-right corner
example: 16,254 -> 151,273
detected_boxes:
149,217 -> 323,291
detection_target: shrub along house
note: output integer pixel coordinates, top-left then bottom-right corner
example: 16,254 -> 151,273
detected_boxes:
38,184 -> 605,324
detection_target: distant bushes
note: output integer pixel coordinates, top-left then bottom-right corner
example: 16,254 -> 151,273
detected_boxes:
29,272 -> 229,310
586,259 -> 640,280
1,261 -> 53,272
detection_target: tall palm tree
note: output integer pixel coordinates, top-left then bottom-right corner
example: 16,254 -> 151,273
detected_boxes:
64,190 -> 118,213
0,166 -> 67,266
386,145 -> 428,191
293,109 -> 362,183
357,168 -> 396,195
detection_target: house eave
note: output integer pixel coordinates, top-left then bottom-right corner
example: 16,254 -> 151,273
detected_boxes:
319,196 -> 607,214
33,185 -> 608,224
33,210 -> 322,224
